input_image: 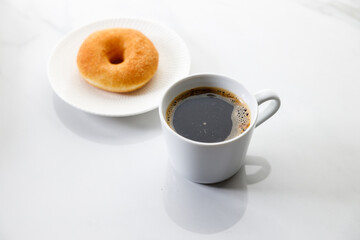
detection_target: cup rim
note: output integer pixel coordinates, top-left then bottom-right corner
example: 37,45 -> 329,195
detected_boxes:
159,73 -> 258,146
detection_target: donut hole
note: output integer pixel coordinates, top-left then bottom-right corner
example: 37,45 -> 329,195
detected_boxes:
106,44 -> 125,64
109,54 -> 124,64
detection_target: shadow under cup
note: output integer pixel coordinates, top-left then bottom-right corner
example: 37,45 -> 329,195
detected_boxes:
159,74 -> 260,184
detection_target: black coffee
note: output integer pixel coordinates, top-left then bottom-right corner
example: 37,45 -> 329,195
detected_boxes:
166,87 -> 250,143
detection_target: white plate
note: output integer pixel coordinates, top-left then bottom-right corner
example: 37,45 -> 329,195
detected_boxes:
48,18 -> 190,116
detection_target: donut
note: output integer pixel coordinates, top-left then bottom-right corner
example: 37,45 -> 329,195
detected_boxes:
76,28 -> 159,93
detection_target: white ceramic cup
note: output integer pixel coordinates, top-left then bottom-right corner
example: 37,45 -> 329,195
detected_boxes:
159,73 -> 281,184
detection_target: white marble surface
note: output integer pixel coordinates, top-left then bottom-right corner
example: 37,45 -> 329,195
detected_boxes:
1,0 -> 360,239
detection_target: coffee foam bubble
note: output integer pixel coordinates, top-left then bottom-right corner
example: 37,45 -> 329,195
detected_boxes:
226,104 -> 250,140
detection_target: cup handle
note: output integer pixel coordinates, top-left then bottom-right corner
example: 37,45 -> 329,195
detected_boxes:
254,90 -> 281,128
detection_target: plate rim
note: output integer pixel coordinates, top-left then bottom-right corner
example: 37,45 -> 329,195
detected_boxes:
47,17 -> 191,117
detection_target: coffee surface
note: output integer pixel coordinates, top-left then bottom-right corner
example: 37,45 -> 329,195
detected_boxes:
166,87 -> 250,143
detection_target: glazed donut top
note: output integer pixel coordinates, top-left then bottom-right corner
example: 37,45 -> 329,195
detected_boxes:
77,28 -> 159,93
